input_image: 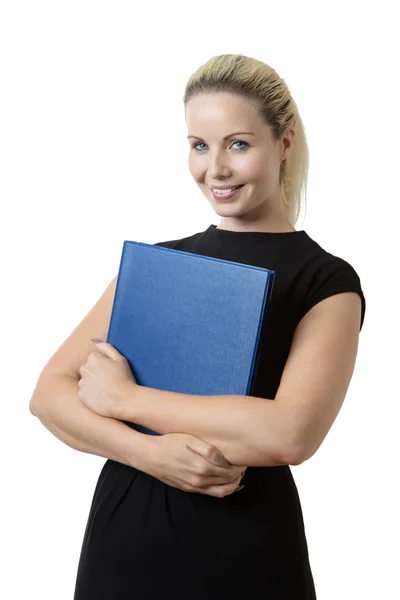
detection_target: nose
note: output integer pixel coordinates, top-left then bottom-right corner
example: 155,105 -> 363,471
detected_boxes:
207,153 -> 231,179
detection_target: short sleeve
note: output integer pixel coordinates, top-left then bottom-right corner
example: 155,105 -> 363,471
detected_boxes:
296,260 -> 366,331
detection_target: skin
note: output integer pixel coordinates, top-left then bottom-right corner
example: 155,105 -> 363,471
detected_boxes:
78,93 -> 299,490
186,92 -> 296,233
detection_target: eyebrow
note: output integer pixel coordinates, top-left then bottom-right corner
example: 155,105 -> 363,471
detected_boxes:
187,131 -> 255,141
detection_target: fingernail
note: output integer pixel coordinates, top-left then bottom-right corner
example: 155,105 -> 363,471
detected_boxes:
235,485 -> 244,492
90,338 -> 103,343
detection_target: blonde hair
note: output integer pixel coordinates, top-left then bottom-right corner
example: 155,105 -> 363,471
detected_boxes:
183,54 -> 308,227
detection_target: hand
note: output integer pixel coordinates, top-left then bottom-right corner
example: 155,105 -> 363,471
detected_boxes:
145,433 -> 247,498
78,339 -> 138,418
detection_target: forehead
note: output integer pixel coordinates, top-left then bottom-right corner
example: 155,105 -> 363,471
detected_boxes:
186,93 -> 265,133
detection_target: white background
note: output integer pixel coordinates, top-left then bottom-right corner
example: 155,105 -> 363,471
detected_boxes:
1,1 -> 398,598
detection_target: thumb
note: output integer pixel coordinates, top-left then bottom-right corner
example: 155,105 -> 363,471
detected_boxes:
185,438 -> 231,468
90,338 -> 125,361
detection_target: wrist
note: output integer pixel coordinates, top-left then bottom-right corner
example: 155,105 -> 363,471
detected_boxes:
115,380 -> 141,422
125,430 -> 161,473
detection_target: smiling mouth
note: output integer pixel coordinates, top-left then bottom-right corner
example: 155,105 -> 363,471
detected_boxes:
209,184 -> 245,199
208,184 -> 244,190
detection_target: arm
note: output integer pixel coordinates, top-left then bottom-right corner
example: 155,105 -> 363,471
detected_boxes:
29,373 -> 250,498
28,276 -> 250,499
30,372 -> 157,470
118,384 -> 292,467
118,291 -> 362,467
28,276 -> 159,471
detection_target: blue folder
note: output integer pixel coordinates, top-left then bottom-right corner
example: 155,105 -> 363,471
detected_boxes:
106,241 -> 276,435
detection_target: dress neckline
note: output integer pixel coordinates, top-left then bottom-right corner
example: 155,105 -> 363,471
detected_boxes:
207,224 -> 307,237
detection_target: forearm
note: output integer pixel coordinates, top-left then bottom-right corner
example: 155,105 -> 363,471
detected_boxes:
29,374 -> 156,470
119,383 -> 295,467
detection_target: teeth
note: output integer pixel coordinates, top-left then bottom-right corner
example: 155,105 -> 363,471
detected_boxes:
213,187 -> 238,194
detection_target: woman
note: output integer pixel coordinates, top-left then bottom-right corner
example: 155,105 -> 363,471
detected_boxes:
30,54 -> 365,599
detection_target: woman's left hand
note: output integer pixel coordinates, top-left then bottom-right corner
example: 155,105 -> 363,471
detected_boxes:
78,339 -> 138,419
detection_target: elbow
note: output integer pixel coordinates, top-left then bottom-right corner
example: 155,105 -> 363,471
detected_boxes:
29,373 -> 51,417
279,423 -> 314,466
276,432 -> 310,466
29,399 -> 40,416
287,440 -> 319,466
255,427 -> 304,467
278,443 -> 305,466
29,390 -> 51,419
258,439 -> 303,467
29,394 -> 42,417
29,387 -> 38,415
29,383 -> 48,418
268,427 -> 307,467
287,446 -> 306,466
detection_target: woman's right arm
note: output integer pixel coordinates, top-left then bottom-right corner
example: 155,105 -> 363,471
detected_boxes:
29,276 -> 145,465
30,371 -> 156,469
30,372 -> 245,496
29,276 -> 245,496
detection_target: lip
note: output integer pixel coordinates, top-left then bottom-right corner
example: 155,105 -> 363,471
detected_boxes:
207,184 -> 243,190
209,184 -> 245,201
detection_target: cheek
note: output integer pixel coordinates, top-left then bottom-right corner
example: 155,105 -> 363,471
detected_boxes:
254,154 -> 280,185
188,155 -> 202,181
242,155 -> 270,181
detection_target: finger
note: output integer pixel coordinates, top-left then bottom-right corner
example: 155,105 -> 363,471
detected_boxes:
196,474 -> 244,498
198,473 -> 244,487
203,465 -> 245,482
90,338 -> 125,361
184,439 -> 231,469
190,471 -> 239,488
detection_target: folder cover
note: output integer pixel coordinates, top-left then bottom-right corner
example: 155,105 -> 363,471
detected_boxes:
106,241 -> 276,435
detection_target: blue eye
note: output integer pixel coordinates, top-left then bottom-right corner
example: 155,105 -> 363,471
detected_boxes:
231,140 -> 248,150
192,142 -> 207,151
191,140 -> 249,152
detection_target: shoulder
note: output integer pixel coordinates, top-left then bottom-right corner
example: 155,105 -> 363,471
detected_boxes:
297,232 -> 357,269
291,232 -> 366,331
300,232 -> 363,288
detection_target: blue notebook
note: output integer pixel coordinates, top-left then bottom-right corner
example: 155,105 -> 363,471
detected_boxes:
106,241 -> 276,435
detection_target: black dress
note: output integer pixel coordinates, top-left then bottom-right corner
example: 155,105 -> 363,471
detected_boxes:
73,224 -> 366,599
